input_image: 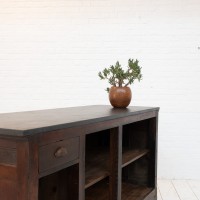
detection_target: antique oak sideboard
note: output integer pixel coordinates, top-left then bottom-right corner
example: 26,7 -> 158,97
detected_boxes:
0,105 -> 159,200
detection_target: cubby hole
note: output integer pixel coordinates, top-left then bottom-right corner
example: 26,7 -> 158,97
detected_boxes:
122,119 -> 150,168
121,117 -> 157,200
39,164 -> 79,200
85,129 -> 110,189
121,156 -> 153,200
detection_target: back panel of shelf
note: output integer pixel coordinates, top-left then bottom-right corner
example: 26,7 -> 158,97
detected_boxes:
123,119 -> 149,150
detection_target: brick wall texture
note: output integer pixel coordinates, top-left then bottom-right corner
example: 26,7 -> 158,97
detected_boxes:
0,0 -> 200,179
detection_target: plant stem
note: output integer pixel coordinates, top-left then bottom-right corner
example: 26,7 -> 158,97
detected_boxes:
125,82 -> 129,87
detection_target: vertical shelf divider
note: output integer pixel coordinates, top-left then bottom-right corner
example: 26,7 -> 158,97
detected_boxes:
79,134 -> 86,200
109,126 -> 122,200
148,115 -> 158,189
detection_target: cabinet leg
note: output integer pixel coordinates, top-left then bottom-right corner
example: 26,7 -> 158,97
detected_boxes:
17,141 -> 29,200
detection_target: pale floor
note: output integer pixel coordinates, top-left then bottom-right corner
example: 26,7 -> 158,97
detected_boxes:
158,180 -> 200,200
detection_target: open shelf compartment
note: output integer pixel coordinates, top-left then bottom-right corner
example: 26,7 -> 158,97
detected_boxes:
121,118 -> 156,199
121,154 -> 154,200
39,164 -> 79,200
122,119 -> 150,167
85,129 -> 110,189
85,149 -> 109,189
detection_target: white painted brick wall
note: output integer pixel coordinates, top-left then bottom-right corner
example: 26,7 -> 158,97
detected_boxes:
0,0 -> 200,179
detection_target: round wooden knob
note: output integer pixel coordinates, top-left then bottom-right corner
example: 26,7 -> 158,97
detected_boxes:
54,147 -> 68,158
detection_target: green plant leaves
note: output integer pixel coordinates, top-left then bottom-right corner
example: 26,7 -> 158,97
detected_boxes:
98,58 -> 142,90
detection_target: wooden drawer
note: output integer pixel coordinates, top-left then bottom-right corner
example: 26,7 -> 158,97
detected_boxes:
39,137 -> 79,172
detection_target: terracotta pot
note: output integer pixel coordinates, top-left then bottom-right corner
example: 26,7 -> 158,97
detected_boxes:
109,86 -> 132,108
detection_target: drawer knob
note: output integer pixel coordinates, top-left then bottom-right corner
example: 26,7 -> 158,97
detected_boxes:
54,147 -> 68,158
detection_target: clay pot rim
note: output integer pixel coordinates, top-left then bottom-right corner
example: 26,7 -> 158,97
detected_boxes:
110,86 -> 130,88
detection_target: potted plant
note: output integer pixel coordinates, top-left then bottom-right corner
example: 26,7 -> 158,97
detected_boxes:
98,59 -> 142,108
